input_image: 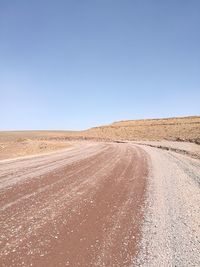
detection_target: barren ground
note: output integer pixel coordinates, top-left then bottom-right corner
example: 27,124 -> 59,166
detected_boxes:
0,116 -> 200,266
0,141 -> 199,266
0,142 -> 147,267
84,116 -> 200,143
0,138 -> 74,160
1,116 -> 199,160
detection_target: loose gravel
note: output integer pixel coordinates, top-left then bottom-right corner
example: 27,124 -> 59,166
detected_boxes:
133,145 -> 200,267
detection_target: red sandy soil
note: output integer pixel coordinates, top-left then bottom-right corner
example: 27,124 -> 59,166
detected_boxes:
0,142 -> 148,267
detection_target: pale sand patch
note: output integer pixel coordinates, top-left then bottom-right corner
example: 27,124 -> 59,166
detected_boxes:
0,139 -> 73,160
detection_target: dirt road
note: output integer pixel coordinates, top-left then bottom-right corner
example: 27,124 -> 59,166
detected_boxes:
134,145 -> 200,267
0,143 -> 148,267
0,142 -> 199,266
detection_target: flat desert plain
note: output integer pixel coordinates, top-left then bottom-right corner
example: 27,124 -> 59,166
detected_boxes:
0,116 -> 200,266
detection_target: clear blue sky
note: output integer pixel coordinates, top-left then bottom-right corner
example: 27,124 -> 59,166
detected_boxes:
1,0 -> 200,130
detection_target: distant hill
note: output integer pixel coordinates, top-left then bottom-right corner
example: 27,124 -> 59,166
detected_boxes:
1,116 -> 200,144
82,116 -> 200,143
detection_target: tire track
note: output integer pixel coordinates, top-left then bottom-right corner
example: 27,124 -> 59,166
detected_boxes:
0,143 -> 148,267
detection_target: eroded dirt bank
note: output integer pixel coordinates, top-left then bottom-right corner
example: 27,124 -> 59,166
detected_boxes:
0,143 -> 148,267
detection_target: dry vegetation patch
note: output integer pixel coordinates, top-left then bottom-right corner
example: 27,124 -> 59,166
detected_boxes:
0,138 -> 72,160
83,116 -> 200,143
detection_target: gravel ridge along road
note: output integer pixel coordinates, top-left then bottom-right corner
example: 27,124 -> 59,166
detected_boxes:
133,144 -> 200,267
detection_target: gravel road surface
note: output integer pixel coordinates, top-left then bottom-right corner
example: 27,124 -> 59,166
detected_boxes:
134,145 -> 200,267
0,142 -> 199,267
0,143 -> 147,267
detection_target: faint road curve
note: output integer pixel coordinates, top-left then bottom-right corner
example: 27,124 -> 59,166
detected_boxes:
1,142 -> 199,267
